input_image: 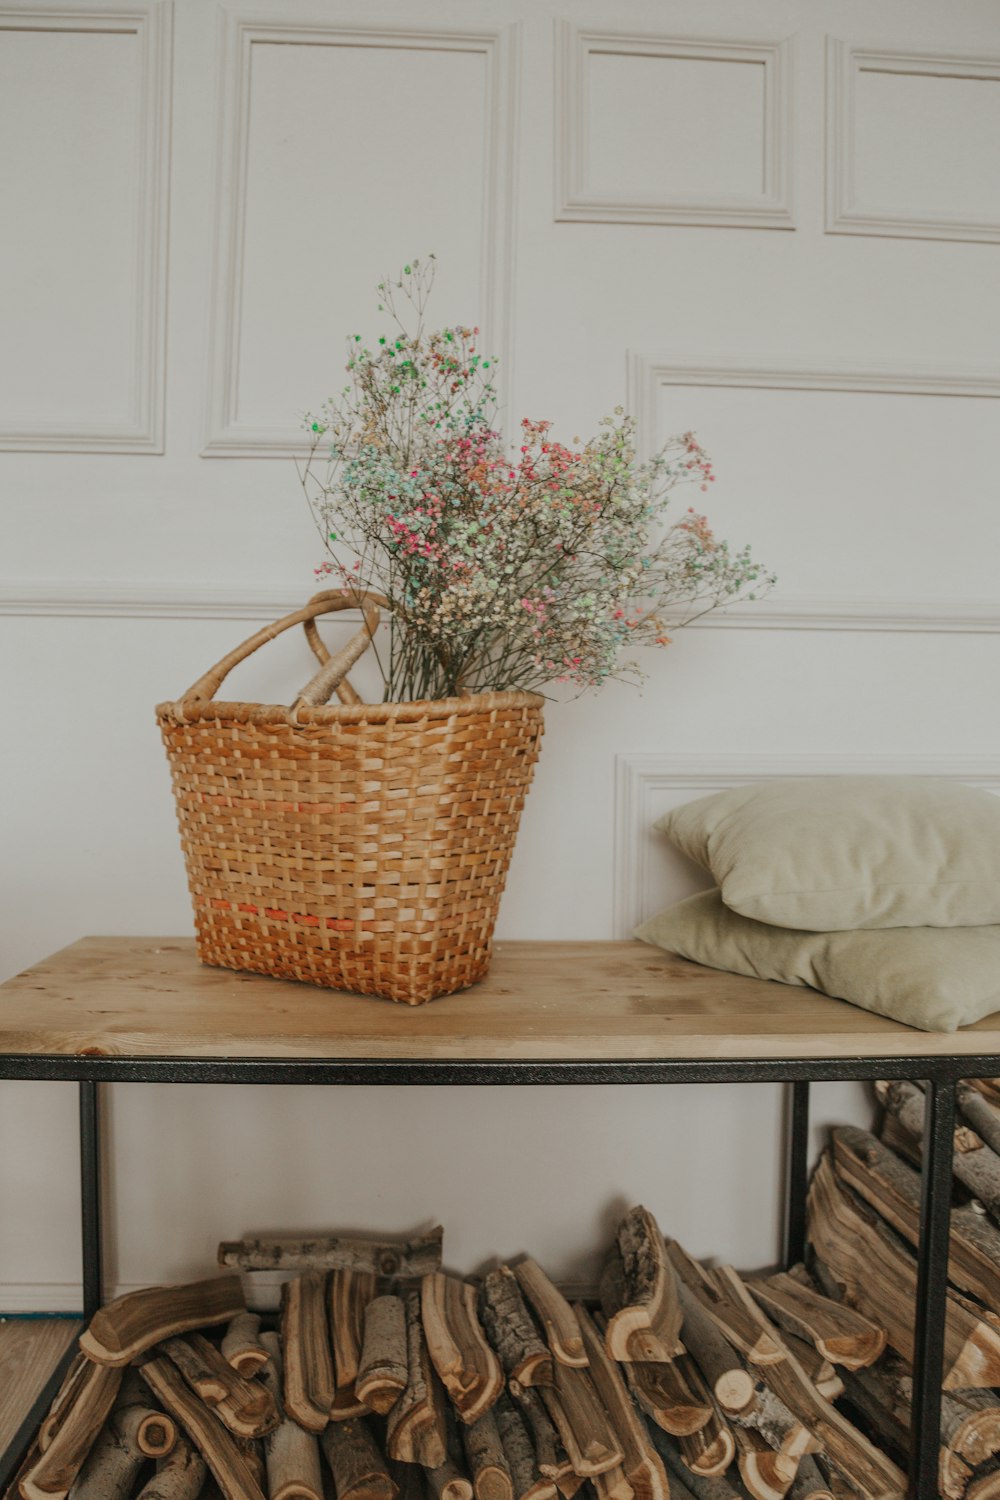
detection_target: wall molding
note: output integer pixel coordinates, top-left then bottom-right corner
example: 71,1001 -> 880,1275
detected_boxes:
202,17 -> 519,457
555,23 -> 794,229
2,579 -> 999,634
0,3 -> 172,452
614,752 -> 1000,938
827,38 -> 1000,243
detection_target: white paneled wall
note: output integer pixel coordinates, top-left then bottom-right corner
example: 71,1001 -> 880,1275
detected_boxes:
2,0 -> 999,1309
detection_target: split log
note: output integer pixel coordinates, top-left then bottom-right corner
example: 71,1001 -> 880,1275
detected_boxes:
641,1417 -> 741,1499
481,1268 -> 552,1387
320,1419 -> 398,1500
221,1314 -> 269,1378
330,1269 -> 378,1395
833,1124 -> 1000,1311
575,1305 -> 669,1500
281,1271 -> 335,1433
777,1335 -> 842,1402
463,1408 -> 514,1500
879,1079 -> 1000,1221
508,1381 -> 560,1476
966,1461 -> 1000,1500
219,1228 -> 443,1278
730,1423 -> 798,1500
671,1361 -> 735,1479
539,1361 -> 623,1478
959,1081 -> 1000,1158
389,1460 -> 428,1500
427,1457 -> 474,1500
674,1281 -> 754,1415
665,1243 -> 782,1366
493,1392 -> 558,1500
37,1355 -> 88,1453
134,1436 -> 207,1500
387,1289 -> 449,1467
748,1273 -> 886,1370
512,1262 -> 587,1368
621,1353 -> 712,1437
78,1277 -> 245,1367
161,1333 -> 278,1438
65,1418 -> 144,1500
602,1209 -> 683,1364
114,1368 -> 178,1457
809,1151 -> 1000,1388
785,1456 -> 834,1500
357,1295 -> 409,1415
710,1265 -> 906,1500
422,1274 -> 504,1423
591,1466 -> 634,1500
18,1360 -> 122,1500
137,1355 -> 266,1500
257,1331 -> 324,1500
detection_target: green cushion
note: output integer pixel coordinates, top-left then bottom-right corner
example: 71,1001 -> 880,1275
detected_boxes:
635,889 -> 1000,1032
657,776 -> 1000,931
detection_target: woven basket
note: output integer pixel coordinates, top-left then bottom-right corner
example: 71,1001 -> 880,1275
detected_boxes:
157,591 -> 544,1004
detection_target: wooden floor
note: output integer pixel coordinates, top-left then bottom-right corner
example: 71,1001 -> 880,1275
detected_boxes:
0,1319 -> 80,1454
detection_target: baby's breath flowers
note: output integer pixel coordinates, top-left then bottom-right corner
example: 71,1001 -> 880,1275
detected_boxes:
300,258 -> 773,702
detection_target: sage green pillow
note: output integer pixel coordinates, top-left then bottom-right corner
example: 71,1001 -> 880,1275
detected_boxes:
635,889 -> 1000,1033
658,776 -> 1000,931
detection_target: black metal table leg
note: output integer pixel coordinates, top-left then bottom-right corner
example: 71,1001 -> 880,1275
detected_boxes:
79,1081 -> 103,1319
784,1079 -> 810,1268
908,1077 -> 956,1499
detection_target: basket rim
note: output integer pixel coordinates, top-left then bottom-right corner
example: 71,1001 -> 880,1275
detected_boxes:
156,688 -> 545,728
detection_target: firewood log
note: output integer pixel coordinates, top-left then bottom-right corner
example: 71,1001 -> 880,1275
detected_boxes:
776,1335 -> 842,1402
710,1266 -> 906,1500
463,1408 -> 514,1500
160,1333 -> 278,1439
539,1359 -> 624,1478
37,1355 -> 88,1453
494,1392 -> 558,1500
427,1457 -> 474,1500
512,1262 -> 587,1369
137,1355 -> 267,1500
221,1314 -> 269,1377
673,1281 -> 755,1414
640,1419 -> 742,1500
730,1423 -> 798,1500
481,1269 -> 553,1387
964,1079 -> 1000,1110
575,1306 -> 669,1500
257,1331 -> 324,1500
422,1274 -> 504,1423
591,1466 -> 633,1500
330,1269 -> 378,1395
958,1082 -> 1000,1158
671,1361 -> 735,1478
357,1295 -> 409,1414
508,1381 -> 560,1476
114,1368 -> 178,1457
808,1151 -> 1000,1389
602,1210 -> 683,1364
134,1436 -> 207,1500
833,1124 -> 1000,1311
320,1419 -> 398,1500
65,1418 -> 144,1500
879,1079 -> 1000,1221
78,1277 -> 245,1367
218,1228 -> 443,1278
19,1361 -> 123,1500
620,1353 -> 712,1436
387,1290 -> 449,1467
785,1456 -> 834,1500
747,1273 -> 886,1370
389,1459 -> 428,1500
665,1244 -> 782,1366
966,1460 -> 1000,1500
281,1272 -> 335,1433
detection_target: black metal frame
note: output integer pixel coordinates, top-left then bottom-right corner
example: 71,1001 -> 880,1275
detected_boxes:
0,1052 -> 985,1499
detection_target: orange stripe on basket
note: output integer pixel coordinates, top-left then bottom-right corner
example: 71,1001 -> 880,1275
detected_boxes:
202,896 -> 353,931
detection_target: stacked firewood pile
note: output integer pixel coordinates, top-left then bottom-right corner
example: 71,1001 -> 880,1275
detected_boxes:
807,1077 -> 1000,1500
11,1206 -> 911,1500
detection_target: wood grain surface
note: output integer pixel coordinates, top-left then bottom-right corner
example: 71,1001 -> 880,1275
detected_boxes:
0,937 -> 997,1060
0,1320 -> 81,1454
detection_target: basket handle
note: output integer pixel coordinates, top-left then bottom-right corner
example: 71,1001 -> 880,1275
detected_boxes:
174,589 -> 385,719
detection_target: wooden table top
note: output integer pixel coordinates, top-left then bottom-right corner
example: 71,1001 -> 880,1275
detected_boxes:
0,937 -> 998,1062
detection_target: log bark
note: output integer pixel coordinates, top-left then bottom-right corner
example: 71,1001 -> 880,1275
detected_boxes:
330,1269 -> 378,1394
493,1392 -> 558,1500
507,1382 -> 560,1476
574,1305 -> 669,1500
422,1274 -> 504,1423
809,1150 -> 1000,1389
257,1330 -> 324,1500
386,1290 -> 449,1468
602,1209 -> 683,1364
78,1277 -> 245,1367
19,1360 -> 122,1500
320,1420 -> 398,1500
114,1369 -> 178,1458
538,1361 -> 623,1479
219,1228 -> 443,1278
730,1422 -> 798,1500
512,1262 -> 587,1369
674,1281 -> 754,1414
785,1456 -> 834,1500
137,1355 -> 266,1500
966,1461 -> 1000,1500
880,1079 -> 1000,1221
665,1243 -> 783,1366
776,1335 -> 842,1402
37,1356 -> 88,1454
427,1457 -> 474,1500
357,1295 -> 408,1415
65,1419 -> 144,1500
748,1273 -> 886,1370
672,1361 -> 735,1479
161,1334 -> 278,1439
640,1420 -> 742,1500
621,1353 -> 712,1437
959,1082 -> 1000,1158
463,1408 -> 514,1500
134,1437 -> 207,1500
221,1314 -> 269,1378
481,1269 -> 552,1387
833,1124 -> 1000,1312
281,1271 -> 335,1433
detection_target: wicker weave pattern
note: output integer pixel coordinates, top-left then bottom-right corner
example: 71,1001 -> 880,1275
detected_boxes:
159,694 -> 543,1004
